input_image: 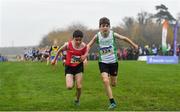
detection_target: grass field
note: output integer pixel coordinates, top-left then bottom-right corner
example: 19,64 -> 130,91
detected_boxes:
0,61 -> 180,111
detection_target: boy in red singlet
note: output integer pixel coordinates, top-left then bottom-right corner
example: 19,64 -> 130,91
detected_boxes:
51,30 -> 87,105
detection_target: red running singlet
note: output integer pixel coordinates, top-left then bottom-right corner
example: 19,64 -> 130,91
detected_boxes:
65,41 -> 87,67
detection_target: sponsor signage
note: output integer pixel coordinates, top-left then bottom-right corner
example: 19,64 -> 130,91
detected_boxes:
147,56 -> 178,64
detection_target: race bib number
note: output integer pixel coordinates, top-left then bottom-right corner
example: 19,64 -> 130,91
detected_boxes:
70,55 -> 81,63
100,46 -> 113,55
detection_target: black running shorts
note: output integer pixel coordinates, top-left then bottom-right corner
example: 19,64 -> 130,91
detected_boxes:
98,62 -> 118,76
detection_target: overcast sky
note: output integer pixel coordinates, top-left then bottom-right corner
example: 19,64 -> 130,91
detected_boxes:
0,0 -> 179,47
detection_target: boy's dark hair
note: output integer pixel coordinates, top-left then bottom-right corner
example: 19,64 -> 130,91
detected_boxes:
99,17 -> 110,27
73,30 -> 83,38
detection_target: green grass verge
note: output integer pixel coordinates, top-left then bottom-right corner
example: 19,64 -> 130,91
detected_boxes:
0,61 -> 180,110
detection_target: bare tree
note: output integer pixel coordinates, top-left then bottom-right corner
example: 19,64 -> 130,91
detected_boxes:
39,35 -> 51,47
137,11 -> 153,25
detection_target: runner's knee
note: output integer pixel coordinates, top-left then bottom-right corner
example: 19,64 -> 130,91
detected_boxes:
76,84 -> 82,89
111,82 -> 116,87
66,85 -> 73,90
102,78 -> 110,85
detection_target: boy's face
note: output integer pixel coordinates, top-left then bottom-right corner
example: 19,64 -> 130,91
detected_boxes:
99,24 -> 110,35
73,37 -> 82,46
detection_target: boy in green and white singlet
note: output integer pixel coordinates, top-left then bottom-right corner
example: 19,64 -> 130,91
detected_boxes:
82,17 -> 138,109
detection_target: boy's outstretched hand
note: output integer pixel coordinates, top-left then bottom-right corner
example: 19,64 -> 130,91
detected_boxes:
51,60 -> 56,65
80,55 -> 87,62
134,44 -> 139,50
